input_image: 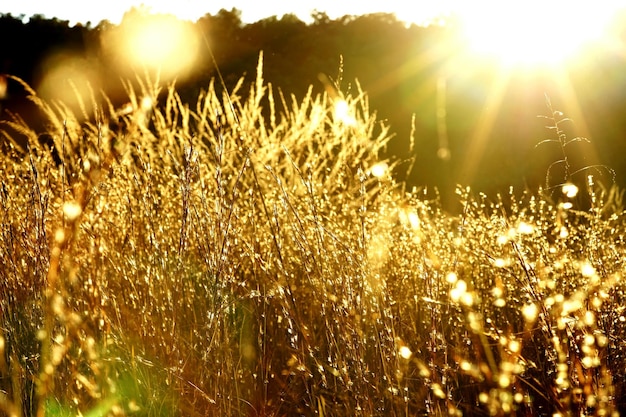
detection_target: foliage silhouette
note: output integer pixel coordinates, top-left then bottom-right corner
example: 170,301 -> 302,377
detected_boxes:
1,9 -> 626,202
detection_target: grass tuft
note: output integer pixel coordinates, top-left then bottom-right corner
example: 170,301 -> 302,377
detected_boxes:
1,57 -> 626,416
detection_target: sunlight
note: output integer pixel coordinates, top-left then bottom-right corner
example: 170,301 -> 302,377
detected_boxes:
369,161 -> 389,179
333,99 -> 357,126
455,70 -> 510,186
104,9 -> 200,80
432,2 -> 622,188
37,52 -> 101,117
126,0 -> 213,22
454,1 -> 619,68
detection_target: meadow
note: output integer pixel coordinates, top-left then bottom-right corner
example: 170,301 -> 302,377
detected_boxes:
1,56 -> 626,416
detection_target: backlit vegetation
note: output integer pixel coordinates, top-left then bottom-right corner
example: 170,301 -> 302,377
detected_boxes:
1,56 -> 626,416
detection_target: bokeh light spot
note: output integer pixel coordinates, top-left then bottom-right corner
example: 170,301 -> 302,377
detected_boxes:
37,52 -> 101,117
333,99 -> 357,126
370,162 -> 389,179
103,9 -> 200,81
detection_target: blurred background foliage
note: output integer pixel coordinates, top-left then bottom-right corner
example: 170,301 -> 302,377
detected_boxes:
1,8 -> 625,208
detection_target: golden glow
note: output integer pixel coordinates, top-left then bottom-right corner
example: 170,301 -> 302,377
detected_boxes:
127,17 -> 186,66
0,74 -> 7,99
63,201 -> 83,221
140,96 -> 154,112
522,303 -> 538,323
104,9 -> 200,80
562,183 -> 579,198
398,345 -> 412,360
370,162 -> 389,179
446,272 -> 458,284
333,99 -> 357,126
454,1 -> 619,67
456,70 -> 510,184
37,52 -> 101,117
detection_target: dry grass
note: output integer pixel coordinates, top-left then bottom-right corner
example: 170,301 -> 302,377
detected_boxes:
1,56 -> 626,416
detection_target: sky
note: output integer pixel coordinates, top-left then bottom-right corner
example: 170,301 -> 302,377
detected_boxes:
0,0 -> 455,26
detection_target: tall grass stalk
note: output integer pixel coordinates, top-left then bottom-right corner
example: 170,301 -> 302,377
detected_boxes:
1,57 -> 625,416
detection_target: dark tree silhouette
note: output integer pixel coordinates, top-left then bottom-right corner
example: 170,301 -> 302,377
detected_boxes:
1,10 -> 625,197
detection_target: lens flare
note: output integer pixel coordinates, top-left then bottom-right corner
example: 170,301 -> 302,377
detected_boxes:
454,1 -> 619,68
37,52 -> 101,117
103,9 -> 200,80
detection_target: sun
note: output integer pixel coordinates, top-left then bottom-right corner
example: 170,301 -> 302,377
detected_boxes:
453,1 -> 620,68
101,8 -> 201,80
418,1 -> 625,189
